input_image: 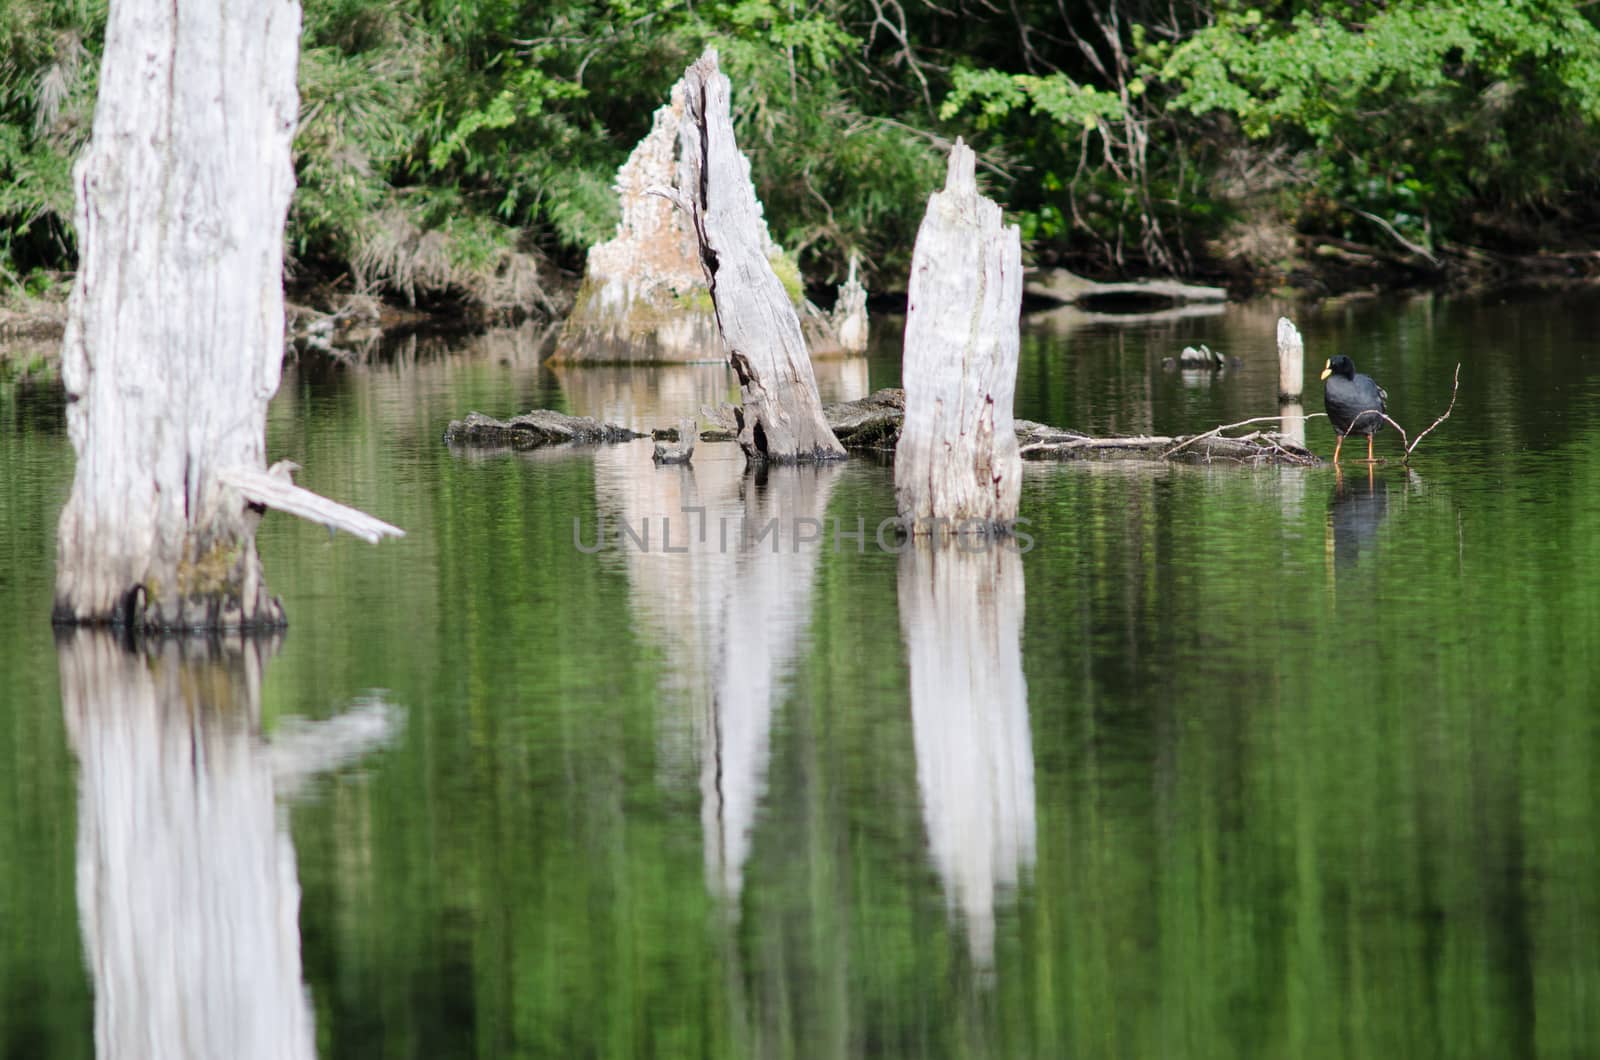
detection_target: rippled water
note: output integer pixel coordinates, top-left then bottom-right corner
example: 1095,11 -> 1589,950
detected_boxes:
3,289 -> 1600,1058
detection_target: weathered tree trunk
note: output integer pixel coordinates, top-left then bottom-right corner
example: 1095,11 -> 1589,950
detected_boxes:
895,140 -> 1023,532
680,50 -> 846,464
900,541 -> 1034,970
53,0 -> 398,630
553,76 -> 852,364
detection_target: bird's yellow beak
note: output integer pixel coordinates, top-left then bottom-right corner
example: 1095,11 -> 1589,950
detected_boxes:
1319,360 -> 1332,381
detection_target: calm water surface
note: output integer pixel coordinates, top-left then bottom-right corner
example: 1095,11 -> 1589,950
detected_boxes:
3,291 -> 1600,1058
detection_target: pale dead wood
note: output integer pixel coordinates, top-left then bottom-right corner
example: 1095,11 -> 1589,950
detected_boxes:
1162,413 -> 1329,459
53,0 -> 303,629
680,50 -> 845,463
1405,362 -> 1461,457
217,464 -> 405,545
1277,316 -> 1304,401
1336,362 -> 1461,462
895,138 -> 1024,530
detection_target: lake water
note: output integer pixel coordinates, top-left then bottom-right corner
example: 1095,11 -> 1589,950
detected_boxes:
3,289 -> 1600,1058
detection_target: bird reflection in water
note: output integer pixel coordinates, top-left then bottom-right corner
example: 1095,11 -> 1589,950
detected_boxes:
1328,465 -> 1391,574
58,631 -> 397,1060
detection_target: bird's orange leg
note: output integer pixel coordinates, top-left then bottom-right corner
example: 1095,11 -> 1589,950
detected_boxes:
1332,434 -> 1344,465
1366,434 -> 1376,464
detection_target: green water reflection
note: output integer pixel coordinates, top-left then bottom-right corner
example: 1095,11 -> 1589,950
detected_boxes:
2,294 -> 1599,1057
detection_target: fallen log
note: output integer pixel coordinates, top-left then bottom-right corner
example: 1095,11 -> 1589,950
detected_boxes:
1020,429 -> 1317,465
442,410 -> 642,450
441,389 -> 1319,465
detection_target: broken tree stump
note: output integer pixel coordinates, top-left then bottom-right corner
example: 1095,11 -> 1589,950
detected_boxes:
680,50 -> 846,464
832,253 -> 870,353
552,75 -> 849,363
895,139 -> 1023,533
442,410 -> 642,450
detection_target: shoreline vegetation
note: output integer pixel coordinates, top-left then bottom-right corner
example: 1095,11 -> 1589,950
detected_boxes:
5,0 -> 1600,378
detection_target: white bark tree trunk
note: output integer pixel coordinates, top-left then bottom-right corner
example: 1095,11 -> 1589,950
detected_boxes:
895,139 -> 1023,533
54,0 -> 302,629
680,50 -> 846,464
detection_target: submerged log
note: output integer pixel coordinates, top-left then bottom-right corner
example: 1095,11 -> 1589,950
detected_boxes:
443,387 -> 1317,464
553,75 -> 849,363
680,50 -> 846,464
1020,428 -> 1317,465
823,388 -> 906,449
895,139 -> 1023,532
443,409 -> 642,450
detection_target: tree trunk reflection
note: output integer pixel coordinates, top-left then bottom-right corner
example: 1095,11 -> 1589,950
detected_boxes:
59,631 -> 395,1060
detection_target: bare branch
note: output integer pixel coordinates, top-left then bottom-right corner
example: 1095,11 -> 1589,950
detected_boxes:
1346,204 -> 1441,267
219,463 -> 406,544
1405,362 -> 1461,457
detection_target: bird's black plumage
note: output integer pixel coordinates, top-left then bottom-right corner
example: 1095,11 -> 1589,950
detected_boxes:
1321,355 -> 1387,438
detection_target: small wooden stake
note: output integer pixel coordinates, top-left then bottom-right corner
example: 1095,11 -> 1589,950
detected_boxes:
1277,317 -> 1305,402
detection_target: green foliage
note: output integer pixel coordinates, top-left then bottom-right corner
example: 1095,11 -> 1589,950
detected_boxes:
942,68 -> 1124,131
1,0 -> 1598,296
1159,0 -> 1600,244
0,0 -> 102,272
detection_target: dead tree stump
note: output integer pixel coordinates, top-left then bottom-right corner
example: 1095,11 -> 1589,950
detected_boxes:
895,139 -> 1023,533
52,0 -> 400,631
680,50 -> 846,464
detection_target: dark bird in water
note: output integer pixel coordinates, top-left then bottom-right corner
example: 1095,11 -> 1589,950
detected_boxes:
1321,355 -> 1388,464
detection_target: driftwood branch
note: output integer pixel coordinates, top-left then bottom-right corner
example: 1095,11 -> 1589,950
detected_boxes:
218,464 -> 405,544
1405,362 -> 1461,457
1337,361 -> 1461,462
1346,204 -> 1440,267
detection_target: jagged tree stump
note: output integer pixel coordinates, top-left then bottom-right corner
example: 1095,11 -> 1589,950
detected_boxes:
680,50 -> 846,464
553,76 -> 850,363
895,139 -> 1023,532
832,253 -> 870,353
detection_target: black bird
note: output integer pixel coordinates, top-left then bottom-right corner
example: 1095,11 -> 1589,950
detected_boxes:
1320,355 -> 1388,464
